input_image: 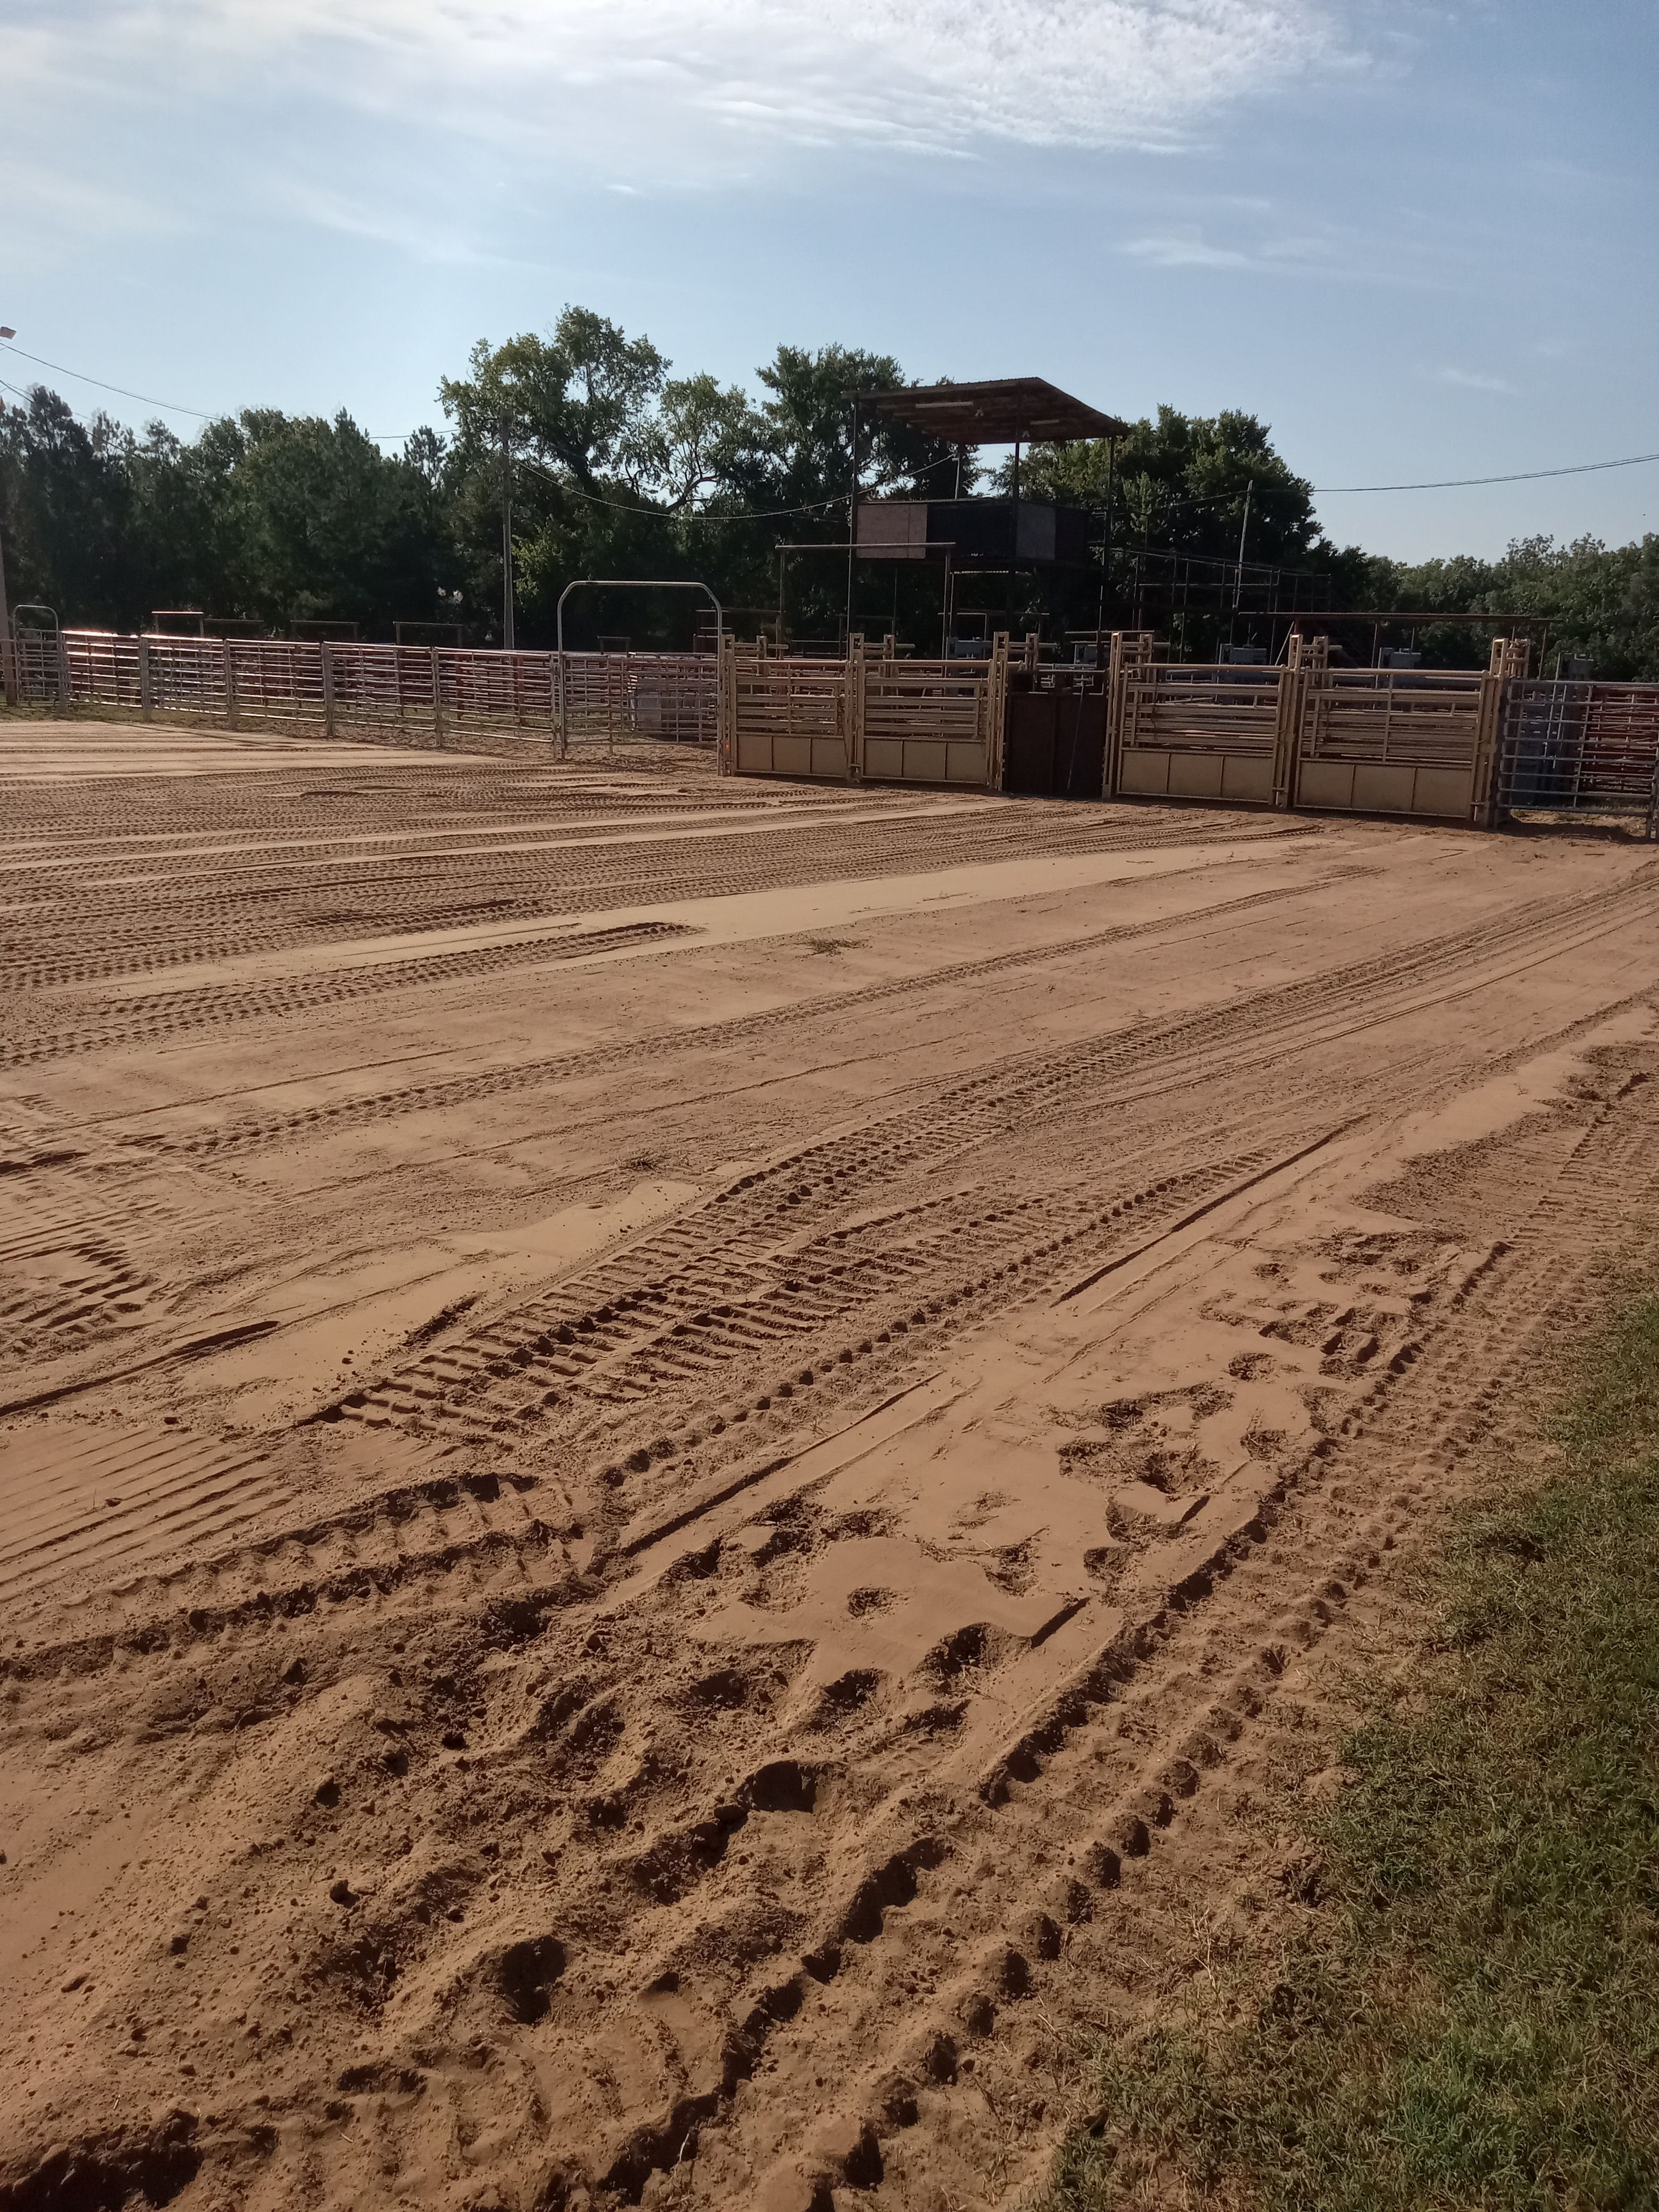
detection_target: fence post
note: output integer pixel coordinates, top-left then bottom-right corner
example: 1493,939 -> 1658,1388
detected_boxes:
847,632 -> 865,783
718,632 -> 735,775
57,631 -> 72,713
1470,636 -> 1515,827
432,648 -> 445,743
987,633 -> 1011,790
223,640 -> 239,728
1102,632 -> 1125,798
321,642 -> 337,739
1272,632 -> 1303,809
137,635 -> 153,721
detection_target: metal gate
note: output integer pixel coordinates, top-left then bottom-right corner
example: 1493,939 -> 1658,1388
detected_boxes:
1111,632 -> 1306,807
1003,666 -> 1110,797
1496,680 -> 1659,833
858,638 -> 1008,786
723,635 -> 1008,786
6,609 -> 68,706
1292,638 -> 1522,823
1295,666 -> 1495,821
723,643 -> 850,778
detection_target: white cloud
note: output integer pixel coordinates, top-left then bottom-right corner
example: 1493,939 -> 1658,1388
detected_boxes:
1120,227 -> 1344,271
1122,230 -> 1253,267
1436,366 -> 1516,393
23,1 -> 1361,177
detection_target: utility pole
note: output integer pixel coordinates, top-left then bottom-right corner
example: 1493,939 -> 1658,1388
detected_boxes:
1234,477 -> 1253,610
500,415 -> 515,651
1096,435 -> 1118,635
844,393 -> 861,648
0,323 -> 14,659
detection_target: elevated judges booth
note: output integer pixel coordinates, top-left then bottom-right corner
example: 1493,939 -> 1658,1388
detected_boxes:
854,379 -> 1128,797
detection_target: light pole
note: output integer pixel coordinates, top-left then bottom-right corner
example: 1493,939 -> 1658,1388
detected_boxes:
500,414 -> 515,652
0,328 -> 16,680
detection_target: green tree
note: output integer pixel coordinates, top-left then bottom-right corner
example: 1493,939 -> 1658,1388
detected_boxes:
224,409 -> 449,630
1482,535 -> 1659,677
1017,404 -> 1320,571
0,388 -> 135,625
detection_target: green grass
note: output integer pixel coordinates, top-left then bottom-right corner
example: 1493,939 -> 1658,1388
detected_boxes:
1040,1291 -> 1659,2212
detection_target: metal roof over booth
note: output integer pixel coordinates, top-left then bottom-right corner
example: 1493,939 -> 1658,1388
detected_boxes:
860,378 -> 1129,446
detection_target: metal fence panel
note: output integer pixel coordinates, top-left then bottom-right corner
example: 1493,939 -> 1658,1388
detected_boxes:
1497,680 -> 1659,830
4,632 -> 718,750
1295,667 -> 1493,820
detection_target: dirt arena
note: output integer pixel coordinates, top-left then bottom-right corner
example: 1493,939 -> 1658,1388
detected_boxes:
4,718 -> 1658,2212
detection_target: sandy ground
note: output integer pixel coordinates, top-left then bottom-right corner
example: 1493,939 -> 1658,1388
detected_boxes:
4,718 -> 1659,2212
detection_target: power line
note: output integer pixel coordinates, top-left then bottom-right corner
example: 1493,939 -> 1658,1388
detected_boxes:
4,334 -> 1653,502
1313,451 -> 1659,493
516,451 -> 850,523
0,342 -> 214,420
0,341 -> 414,442
516,442 -> 968,525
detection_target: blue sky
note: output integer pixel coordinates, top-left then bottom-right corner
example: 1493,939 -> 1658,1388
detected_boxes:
4,0 -> 1655,559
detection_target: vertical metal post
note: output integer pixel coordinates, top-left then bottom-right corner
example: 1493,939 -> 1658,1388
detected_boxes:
501,417 -> 515,652
432,647 -> 445,742
137,634 -> 153,720
0,513 -> 10,702
844,394 -> 860,647
1097,436 -> 1117,636
223,639 -> 239,727
556,642 -> 566,759
719,629 -> 735,776
847,630 -> 865,784
1234,479 -> 1253,611
321,641 -> 336,739
1007,432 -> 1021,634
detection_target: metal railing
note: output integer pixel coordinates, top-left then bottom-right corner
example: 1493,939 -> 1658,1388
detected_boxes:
1,629 -> 720,748
1496,680 -> 1659,834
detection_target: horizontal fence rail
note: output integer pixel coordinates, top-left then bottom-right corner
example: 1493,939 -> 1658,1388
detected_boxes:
0,631 -> 719,750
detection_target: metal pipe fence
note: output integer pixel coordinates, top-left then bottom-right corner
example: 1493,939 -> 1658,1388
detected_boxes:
1496,680 -> 1659,834
9,626 -> 1659,833
1,630 -> 719,749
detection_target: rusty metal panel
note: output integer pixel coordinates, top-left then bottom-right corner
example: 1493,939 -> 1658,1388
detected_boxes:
1497,680 -> 1659,830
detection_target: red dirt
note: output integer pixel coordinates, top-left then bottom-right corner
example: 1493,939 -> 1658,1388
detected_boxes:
3,719 -> 1657,2211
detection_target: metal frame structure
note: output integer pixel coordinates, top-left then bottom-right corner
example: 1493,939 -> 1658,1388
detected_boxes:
721,631 -> 1010,786
1496,678 -> 1659,835
847,378 -> 1129,643
556,579 -> 722,758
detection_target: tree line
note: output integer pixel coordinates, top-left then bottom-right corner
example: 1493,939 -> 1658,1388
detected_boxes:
2,305 -> 1655,675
